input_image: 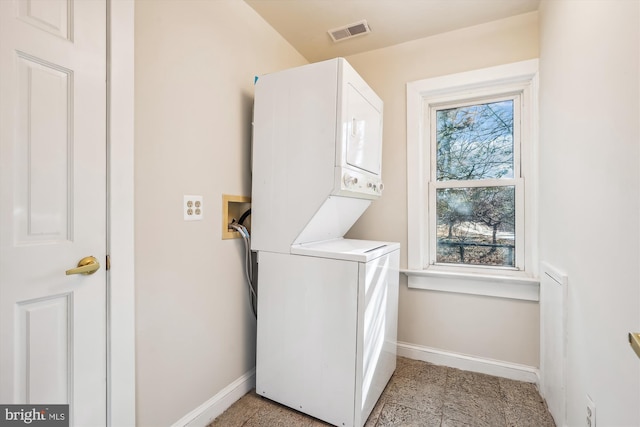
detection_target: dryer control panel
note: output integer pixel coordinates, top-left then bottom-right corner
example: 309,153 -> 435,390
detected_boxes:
333,167 -> 383,199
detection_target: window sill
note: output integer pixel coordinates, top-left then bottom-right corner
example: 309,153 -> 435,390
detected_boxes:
401,268 -> 540,301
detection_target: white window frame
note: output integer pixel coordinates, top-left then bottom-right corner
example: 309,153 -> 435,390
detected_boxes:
405,60 -> 539,301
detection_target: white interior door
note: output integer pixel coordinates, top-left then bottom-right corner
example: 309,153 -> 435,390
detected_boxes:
0,0 -> 107,425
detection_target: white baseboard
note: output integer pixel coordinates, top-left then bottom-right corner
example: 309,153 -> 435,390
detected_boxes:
170,369 -> 256,427
170,345 -> 538,426
397,341 -> 540,385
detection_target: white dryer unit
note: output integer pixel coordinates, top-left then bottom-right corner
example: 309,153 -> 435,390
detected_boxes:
251,57 -> 385,254
251,58 -> 400,427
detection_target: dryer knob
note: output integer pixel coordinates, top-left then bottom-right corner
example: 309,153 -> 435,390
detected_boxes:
343,174 -> 358,187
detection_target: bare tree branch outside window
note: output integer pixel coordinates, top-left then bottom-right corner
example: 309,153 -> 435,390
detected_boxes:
435,100 -> 516,267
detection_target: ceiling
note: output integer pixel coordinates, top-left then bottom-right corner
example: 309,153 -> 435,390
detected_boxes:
244,0 -> 540,63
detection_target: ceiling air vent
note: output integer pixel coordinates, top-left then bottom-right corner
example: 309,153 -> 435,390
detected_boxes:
328,20 -> 371,42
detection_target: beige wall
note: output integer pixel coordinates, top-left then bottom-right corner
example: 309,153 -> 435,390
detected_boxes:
134,1 -> 306,425
539,1 -> 639,425
345,12 -> 540,366
132,5 -> 568,424
132,3 -> 640,423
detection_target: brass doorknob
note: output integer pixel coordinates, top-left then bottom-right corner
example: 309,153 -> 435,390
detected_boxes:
630,333 -> 640,360
65,256 -> 100,275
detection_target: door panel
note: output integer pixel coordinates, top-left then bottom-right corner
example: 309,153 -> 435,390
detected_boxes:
16,53 -> 72,243
0,0 -> 107,425
17,0 -> 72,40
17,294 -> 72,404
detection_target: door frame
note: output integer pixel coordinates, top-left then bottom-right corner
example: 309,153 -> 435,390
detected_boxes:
107,1 -> 135,425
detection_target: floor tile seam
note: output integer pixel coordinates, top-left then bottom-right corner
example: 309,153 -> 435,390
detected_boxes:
504,399 -> 556,416
394,374 -> 448,387
442,386 -> 503,402
504,398 -> 549,412
444,381 -> 501,390
393,374 -> 447,387
497,383 -> 540,395
384,396 -> 445,417
441,391 -> 508,419
497,389 -> 549,410
380,401 -> 445,425
244,402 -> 266,421
441,404 -> 509,427
440,411 -> 508,427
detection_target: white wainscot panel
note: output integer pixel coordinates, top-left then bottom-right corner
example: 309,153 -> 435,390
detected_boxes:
16,54 -> 73,244
16,294 -> 72,404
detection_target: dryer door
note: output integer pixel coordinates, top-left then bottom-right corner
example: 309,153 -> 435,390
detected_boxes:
345,83 -> 382,175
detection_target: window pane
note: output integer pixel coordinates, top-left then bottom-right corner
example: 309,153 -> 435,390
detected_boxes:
436,186 -> 515,267
436,100 -> 514,181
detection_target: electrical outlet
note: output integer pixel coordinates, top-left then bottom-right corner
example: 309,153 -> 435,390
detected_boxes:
184,195 -> 203,221
586,395 -> 596,427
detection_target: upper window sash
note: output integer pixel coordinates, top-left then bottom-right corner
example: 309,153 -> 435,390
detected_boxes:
429,94 -> 522,184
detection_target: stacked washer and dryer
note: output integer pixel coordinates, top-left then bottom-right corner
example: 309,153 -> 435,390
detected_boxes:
251,58 -> 400,427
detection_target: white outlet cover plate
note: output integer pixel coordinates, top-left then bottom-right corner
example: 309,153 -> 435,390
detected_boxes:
184,195 -> 203,221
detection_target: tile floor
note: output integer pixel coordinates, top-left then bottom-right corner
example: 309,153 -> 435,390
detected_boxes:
209,357 -> 556,427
